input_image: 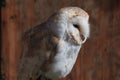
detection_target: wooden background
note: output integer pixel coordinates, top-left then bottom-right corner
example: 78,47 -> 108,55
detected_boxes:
1,0 -> 120,80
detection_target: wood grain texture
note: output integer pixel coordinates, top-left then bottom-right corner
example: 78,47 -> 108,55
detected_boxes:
1,0 -> 120,80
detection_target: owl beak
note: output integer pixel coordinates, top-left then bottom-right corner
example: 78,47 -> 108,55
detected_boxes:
80,34 -> 86,43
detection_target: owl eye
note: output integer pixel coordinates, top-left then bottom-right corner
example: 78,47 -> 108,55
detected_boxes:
73,24 -> 85,42
73,24 -> 79,30
73,24 -> 81,32
74,24 -> 81,31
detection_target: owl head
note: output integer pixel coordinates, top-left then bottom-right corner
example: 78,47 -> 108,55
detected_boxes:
46,7 -> 90,45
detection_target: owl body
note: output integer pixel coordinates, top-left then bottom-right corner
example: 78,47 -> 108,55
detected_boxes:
18,7 -> 90,80
45,36 -> 81,79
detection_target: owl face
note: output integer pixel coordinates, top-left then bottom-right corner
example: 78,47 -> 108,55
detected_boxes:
47,7 -> 90,45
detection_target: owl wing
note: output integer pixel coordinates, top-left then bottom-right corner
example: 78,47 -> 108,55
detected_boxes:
18,24 -> 59,80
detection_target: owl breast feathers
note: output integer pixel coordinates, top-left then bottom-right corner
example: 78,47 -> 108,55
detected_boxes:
17,7 -> 90,80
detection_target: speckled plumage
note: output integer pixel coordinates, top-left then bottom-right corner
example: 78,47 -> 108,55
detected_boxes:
17,7 -> 90,80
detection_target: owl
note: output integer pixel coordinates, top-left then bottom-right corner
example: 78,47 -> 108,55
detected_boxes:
17,7 -> 90,80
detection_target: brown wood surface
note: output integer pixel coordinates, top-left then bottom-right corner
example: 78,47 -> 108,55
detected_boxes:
1,0 -> 120,80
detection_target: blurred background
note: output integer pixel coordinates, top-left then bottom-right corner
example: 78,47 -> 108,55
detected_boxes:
1,0 -> 120,80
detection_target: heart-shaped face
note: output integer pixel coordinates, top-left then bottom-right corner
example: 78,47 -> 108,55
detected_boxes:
47,7 -> 90,42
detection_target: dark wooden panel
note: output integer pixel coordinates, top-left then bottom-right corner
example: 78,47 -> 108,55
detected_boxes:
1,0 -> 120,80
1,0 -> 23,80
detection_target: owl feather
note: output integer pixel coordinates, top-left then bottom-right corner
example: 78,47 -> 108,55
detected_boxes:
17,7 -> 90,80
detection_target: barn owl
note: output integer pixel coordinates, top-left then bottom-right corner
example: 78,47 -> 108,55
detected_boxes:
18,7 -> 90,80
